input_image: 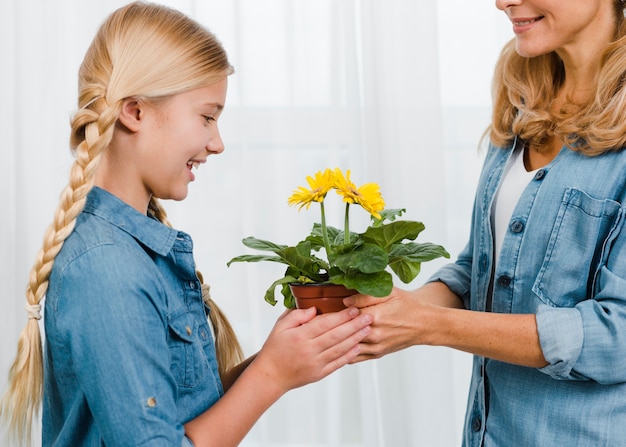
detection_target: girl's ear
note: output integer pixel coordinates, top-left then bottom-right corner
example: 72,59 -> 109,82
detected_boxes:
117,98 -> 143,132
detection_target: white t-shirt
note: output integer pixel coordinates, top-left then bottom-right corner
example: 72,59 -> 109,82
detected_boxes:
492,145 -> 538,264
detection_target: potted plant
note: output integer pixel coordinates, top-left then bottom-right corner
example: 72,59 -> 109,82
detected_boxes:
227,168 -> 449,312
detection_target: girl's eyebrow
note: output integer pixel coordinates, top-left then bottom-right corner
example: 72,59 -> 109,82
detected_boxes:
203,102 -> 224,111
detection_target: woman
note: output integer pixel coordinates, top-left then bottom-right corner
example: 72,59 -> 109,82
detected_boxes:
348,0 -> 626,445
0,2 -> 372,446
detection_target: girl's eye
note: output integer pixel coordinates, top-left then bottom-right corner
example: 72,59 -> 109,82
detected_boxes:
204,115 -> 215,123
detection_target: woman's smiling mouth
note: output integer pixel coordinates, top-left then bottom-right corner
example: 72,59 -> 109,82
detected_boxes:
511,16 -> 543,33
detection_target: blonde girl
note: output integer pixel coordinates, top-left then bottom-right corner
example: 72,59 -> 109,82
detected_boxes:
0,2 -> 371,446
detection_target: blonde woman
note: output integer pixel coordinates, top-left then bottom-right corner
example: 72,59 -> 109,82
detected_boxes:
349,0 -> 626,445
0,2 -> 371,446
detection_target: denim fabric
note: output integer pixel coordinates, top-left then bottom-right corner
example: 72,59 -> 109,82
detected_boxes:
43,187 -> 223,446
431,139 -> 626,446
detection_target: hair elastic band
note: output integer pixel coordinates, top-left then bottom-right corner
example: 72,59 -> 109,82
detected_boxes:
25,303 -> 42,321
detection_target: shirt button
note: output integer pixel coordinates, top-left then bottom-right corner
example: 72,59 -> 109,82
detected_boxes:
472,417 -> 482,432
185,326 -> 192,335
189,281 -> 197,289
510,220 -> 524,233
498,275 -> 511,287
534,169 -> 546,181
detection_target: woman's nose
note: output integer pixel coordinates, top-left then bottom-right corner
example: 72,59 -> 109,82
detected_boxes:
495,0 -> 521,12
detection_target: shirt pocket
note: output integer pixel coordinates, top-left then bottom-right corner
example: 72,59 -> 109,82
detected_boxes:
168,313 -> 208,388
532,188 -> 621,308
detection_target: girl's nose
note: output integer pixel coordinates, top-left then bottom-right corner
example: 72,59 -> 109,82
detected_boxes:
206,127 -> 225,154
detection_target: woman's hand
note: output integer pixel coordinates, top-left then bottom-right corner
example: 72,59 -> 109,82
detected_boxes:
344,282 -> 464,362
250,306 -> 372,395
345,282 -> 546,368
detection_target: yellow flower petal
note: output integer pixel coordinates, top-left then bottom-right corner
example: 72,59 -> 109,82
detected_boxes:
333,168 -> 358,204
355,182 -> 385,219
333,168 -> 385,219
287,168 -> 335,210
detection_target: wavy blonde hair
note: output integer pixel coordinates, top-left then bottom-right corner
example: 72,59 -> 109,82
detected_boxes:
1,2 -> 243,445
490,2 -> 626,155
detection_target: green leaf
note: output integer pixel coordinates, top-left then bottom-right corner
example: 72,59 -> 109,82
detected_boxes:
304,228 -> 325,250
280,283 -> 296,309
264,275 -> 298,306
370,208 -> 407,227
227,254 -> 285,267
284,265 -> 325,283
388,242 -> 450,283
279,245 -> 328,279
362,220 -> 425,250
306,223 -> 344,249
294,240 -> 315,258
241,236 -> 287,253
331,270 -> 393,297
333,243 -> 388,274
388,259 -> 421,283
228,240 -> 327,277
389,242 -> 450,262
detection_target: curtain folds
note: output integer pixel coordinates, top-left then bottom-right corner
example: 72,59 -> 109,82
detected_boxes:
1,1 -> 509,445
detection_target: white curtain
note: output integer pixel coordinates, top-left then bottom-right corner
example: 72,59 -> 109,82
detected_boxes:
0,1 -> 511,445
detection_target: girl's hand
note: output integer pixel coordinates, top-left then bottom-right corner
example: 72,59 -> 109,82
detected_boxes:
250,306 -> 372,395
185,307 -> 370,446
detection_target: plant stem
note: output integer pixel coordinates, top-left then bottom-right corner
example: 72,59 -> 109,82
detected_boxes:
320,201 -> 332,259
344,203 -> 350,244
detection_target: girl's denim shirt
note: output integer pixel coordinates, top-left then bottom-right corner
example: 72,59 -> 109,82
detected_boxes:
431,139 -> 626,447
43,187 -> 222,446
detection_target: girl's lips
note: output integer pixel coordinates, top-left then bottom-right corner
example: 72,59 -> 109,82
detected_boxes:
186,161 -> 201,181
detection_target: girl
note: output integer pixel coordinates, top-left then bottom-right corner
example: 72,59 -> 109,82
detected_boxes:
0,2 -> 372,446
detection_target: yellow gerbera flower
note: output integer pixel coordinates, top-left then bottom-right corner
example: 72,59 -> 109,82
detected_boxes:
287,168 -> 335,210
333,168 -> 385,219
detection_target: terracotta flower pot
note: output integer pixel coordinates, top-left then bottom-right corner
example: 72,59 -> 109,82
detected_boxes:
289,283 -> 358,314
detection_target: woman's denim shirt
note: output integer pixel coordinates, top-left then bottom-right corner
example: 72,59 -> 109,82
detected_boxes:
431,139 -> 626,447
43,187 -> 223,446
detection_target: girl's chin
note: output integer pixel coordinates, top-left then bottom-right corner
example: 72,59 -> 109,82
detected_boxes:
157,187 -> 190,202
172,191 -> 190,202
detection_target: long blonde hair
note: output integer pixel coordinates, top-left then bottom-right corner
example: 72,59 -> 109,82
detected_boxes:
489,3 -> 626,155
1,2 -> 242,444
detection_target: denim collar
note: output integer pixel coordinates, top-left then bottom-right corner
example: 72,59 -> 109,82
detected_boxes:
82,187 -> 180,257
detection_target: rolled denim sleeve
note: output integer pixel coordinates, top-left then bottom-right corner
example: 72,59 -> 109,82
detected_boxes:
536,305 -> 584,379
538,212 -> 626,384
428,263 -> 471,305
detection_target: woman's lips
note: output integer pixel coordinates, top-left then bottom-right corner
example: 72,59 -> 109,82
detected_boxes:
511,16 -> 542,34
